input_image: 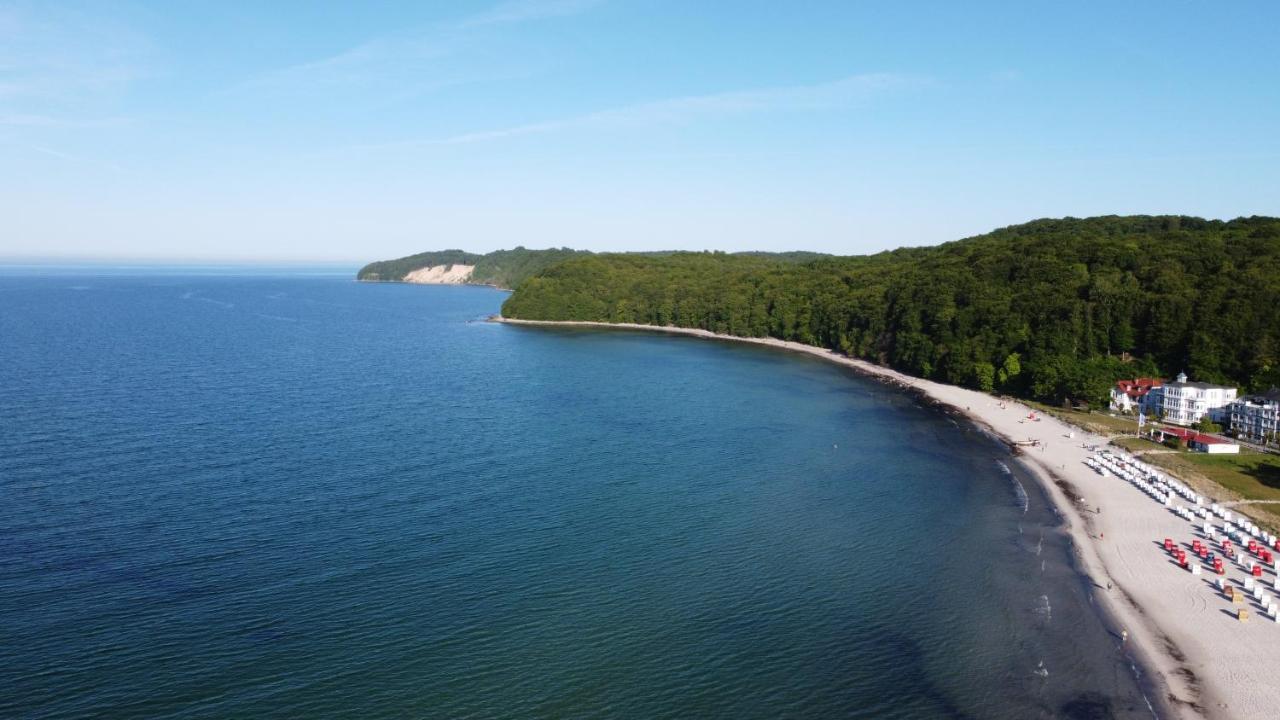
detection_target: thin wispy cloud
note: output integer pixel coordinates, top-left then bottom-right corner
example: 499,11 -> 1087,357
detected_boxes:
457,0 -> 604,28
24,142 -> 75,160
0,113 -> 70,127
232,32 -> 454,93
234,0 -> 603,97
0,133 -> 127,173
0,112 -> 129,128
358,72 -> 921,149
0,5 -> 150,126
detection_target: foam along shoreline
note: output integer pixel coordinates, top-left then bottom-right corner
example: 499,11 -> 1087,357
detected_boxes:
496,317 -> 1280,720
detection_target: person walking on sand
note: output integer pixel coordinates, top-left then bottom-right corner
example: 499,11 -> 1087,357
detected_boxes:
1121,629 -> 1128,644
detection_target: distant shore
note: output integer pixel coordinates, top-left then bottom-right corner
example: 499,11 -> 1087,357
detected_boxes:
496,317 -> 1280,720
356,277 -> 512,291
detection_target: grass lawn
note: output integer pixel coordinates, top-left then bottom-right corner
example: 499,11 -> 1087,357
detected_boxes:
1024,401 -> 1141,437
1111,437 -> 1155,452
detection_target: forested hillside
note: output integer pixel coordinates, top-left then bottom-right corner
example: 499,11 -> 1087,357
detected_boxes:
502,216 -> 1280,407
357,247 -> 591,288
357,250 -> 483,282
357,247 -> 828,288
471,248 -> 591,288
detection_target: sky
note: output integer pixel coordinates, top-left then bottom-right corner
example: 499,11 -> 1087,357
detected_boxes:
2,0 -> 1279,262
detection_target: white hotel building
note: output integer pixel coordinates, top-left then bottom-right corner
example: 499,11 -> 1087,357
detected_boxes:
1228,390 -> 1280,444
1151,372 -> 1238,426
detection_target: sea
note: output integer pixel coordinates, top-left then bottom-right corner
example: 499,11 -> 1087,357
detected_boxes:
0,269 -> 1157,719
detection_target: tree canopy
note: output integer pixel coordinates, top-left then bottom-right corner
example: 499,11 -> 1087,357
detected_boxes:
357,247 -> 829,289
501,216 -> 1280,407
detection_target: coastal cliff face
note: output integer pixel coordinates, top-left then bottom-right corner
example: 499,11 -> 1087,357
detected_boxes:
356,247 -> 591,289
403,264 -> 475,284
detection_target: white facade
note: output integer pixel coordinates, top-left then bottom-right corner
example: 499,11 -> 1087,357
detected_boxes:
1109,386 -> 1135,412
1228,391 -> 1280,445
1110,379 -> 1162,414
1155,373 -> 1238,426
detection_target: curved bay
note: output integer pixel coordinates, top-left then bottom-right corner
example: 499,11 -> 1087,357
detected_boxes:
0,275 -> 1151,719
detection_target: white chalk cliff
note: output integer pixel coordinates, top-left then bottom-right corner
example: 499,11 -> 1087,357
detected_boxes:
403,264 -> 475,284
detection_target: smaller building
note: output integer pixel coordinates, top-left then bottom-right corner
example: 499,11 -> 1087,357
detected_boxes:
1228,389 -> 1280,445
1110,377 -> 1163,413
1152,372 -> 1237,426
1154,426 -> 1240,454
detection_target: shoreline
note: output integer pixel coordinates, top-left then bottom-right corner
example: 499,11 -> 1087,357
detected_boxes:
355,278 -> 513,291
495,317 -> 1280,720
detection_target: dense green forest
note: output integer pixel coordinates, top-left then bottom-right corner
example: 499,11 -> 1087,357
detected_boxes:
358,247 -> 829,288
502,216 -> 1280,407
470,248 -> 593,288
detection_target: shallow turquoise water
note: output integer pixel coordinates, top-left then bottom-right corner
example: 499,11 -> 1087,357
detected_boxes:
0,273 -> 1154,718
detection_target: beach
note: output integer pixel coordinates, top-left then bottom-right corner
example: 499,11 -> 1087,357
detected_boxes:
498,317 -> 1280,720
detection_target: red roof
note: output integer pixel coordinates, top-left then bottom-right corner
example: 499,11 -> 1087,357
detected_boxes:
1115,377 -> 1163,399
1159,426 -> 1230,445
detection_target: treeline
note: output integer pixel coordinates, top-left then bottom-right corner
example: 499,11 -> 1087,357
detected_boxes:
471,248 -> 591,289
357,247 -> 831,289
357,247 -> 592,288
357,250 -> 482,282
501,216 -> 1280,407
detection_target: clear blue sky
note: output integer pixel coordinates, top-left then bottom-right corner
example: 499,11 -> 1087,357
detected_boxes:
3,1 -> 1278,262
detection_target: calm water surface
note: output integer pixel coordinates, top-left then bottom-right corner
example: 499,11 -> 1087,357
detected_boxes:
0,272 -> 1154,718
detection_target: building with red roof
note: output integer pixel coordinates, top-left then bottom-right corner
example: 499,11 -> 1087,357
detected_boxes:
1153,426 -> 1240,454
1109,377 -> 1163,413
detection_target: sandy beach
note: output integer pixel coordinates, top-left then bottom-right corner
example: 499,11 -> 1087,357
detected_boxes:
498,317 -> 1280,720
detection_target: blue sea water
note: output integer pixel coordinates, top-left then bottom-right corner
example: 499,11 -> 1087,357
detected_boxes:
0,271 -> 1156,719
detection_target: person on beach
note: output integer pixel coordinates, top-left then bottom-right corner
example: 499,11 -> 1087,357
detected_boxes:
1121,629 -> 1128,644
